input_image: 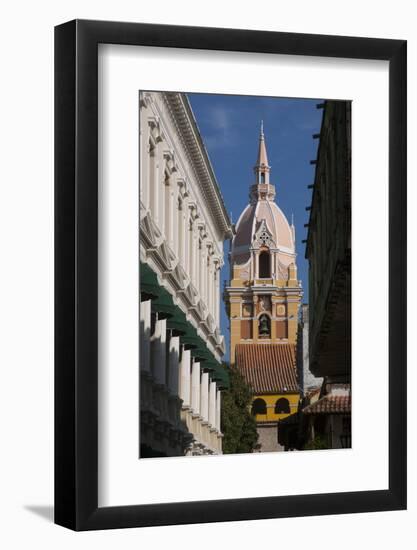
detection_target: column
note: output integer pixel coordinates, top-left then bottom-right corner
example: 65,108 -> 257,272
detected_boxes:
198,240 -> 203,295
189,220 -> 195,284
149,142 -> 158,220
172,186 -> 179,258
215,268 -> 220,326
250,250 -> 255,280
151,316 -> 167,385
139,120 -> 150,209
216,389 -> 222,432
206,251 -> 210,306
207,257 -> 212,314
183,202 -> 189,273
191,361 -> 201,415
193,230 -> 198,287
209,380 -> 217,428
201,371 -> 209,422
139,298 -> 151,373
203,248 -> 208,304
157,144 -> 165,233
167,334 -> 180,395
177,197 -> 183,265
164,175 -> 173,247
179,347 -> 191,408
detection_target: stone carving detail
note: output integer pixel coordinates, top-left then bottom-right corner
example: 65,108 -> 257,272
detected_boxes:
259,295 -> 271,313
253,219 -> 275,249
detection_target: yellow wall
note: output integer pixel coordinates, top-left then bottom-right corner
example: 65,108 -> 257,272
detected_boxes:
251,393 -> 299,423
228,294 -> 301,363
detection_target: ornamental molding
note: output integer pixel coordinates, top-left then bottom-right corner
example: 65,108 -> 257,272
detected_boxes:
158,240 -> 177,273
141,212 -> 226,349
206,314 -> 216,334
224,286 -> 303,298
253,218 -> 276,249
196,299 -> 208,321
140,209 -> 163,250
141,92 -> 226,259
162,92 -> 232,239
167,261 -> 189,292
163,150 -> 177,175
148,117 -> 164,144
177,177 -> 189,198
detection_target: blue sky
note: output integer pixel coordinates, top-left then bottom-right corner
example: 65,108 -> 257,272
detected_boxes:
188,93 -> 323,361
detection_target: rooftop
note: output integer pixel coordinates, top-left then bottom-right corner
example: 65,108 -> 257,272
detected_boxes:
235,343 -> 299,394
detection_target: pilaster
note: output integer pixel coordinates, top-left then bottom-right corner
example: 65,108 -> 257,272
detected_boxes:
201,371 -> 209,423
179,347 -> 191,408
151,317 -> 167,385
140,298 -> 151,373
168,334 -> 180,395
209,380 -> 217,428
191,361 -> 201,416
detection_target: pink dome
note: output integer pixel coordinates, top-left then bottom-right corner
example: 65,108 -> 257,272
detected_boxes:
232,200 -> 294,263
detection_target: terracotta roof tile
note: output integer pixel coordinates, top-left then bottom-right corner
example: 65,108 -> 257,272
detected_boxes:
303,395 -> 351,415
235,343 -> 299,393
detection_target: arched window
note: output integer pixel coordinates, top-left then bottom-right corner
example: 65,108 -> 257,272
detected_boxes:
258,314 -> 271,338
252,398 -> 267,415
275,398 -> 290,414
260,172 -> 265,184
259,251 -> 270,278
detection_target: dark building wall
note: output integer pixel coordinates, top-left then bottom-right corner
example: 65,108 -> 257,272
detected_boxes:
305,101 -> 351,381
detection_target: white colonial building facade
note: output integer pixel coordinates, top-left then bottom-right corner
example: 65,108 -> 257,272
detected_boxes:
139,91 -> 232,457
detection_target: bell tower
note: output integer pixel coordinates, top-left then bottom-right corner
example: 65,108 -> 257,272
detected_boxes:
225,123 -> 302,363
224,123 -> 302,451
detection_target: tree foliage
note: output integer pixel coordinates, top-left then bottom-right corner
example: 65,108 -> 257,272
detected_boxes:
221,364 -> 258,454
302,434 -> 330,450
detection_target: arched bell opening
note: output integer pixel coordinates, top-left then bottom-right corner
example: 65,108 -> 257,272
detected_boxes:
258,313 -> 271,338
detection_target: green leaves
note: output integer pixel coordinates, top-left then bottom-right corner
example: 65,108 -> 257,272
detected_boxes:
221,364 -> 258,454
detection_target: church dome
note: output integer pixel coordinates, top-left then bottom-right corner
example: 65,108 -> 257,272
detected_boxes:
232,201 -> 294,261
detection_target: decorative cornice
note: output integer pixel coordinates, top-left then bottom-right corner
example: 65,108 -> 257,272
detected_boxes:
141,210 -> 225,354
163,92 -> 233,240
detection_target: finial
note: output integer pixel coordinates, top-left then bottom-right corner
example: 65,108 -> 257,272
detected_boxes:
260,119 -> 264,137
291,213 -> 294,225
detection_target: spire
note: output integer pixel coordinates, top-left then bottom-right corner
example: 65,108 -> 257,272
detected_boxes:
256,120 -> 269,168
249,122 -> 276,203
254,121 -> 271,186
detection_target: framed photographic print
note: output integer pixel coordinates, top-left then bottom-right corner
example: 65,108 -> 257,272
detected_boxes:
55,20 -> 406,530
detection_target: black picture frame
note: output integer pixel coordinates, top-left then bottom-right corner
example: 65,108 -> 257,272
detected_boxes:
55,19 -> 407,531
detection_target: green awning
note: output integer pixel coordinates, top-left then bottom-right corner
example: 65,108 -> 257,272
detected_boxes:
140,262 -> 229,388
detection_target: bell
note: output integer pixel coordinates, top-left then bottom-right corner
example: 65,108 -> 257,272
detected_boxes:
259,315 -> 269,335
